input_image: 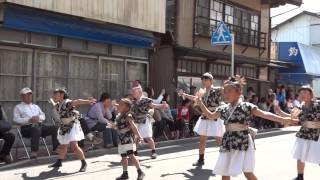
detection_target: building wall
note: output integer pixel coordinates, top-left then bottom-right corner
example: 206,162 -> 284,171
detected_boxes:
309,16 -> 320,47
169,0 -> 273,101
176,0 -> 269,59
176,0 -> 195,48
149,46 -> 176,106
4,0 -> 166,33
272,14 -> 320,46
0,27 -> 150,121
272,15 -> 311,45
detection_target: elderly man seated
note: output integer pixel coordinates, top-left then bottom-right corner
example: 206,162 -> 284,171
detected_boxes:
13,88 -> 59,158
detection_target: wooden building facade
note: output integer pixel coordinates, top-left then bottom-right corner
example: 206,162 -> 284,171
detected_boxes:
151,0 -> 301,106
0,1 -> 166,120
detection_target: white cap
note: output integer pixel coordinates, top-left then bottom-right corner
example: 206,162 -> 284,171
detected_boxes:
20,87 -> 32,95
201,72 -> 214,80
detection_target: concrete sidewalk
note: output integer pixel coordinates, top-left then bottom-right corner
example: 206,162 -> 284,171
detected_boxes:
0,126 -> 299,171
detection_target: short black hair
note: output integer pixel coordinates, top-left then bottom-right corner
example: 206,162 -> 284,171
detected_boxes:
162,93 -> 170,102
247,87 -> 254,92
54,88 -> 69,99
181,99 -> 190,106
144,87 -> 153,98
99,92 -> 111,102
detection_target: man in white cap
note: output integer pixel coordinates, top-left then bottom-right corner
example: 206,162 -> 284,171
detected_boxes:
13,87 -> 59,158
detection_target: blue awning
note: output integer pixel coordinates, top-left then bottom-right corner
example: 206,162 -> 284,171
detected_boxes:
3,5 -> 155,49
277,73 -> 312,85
277,42 -> 320,85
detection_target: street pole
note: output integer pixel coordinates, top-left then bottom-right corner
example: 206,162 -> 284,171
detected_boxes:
231,33 -> 234,77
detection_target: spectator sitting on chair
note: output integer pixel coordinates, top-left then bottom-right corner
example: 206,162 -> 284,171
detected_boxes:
80,92 -> 116,148
159,93 -> 175,139
0,104 -> 15,164
13,88 -> 59,158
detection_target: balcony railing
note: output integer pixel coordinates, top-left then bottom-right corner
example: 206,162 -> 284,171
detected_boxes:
194,16 -> 266,49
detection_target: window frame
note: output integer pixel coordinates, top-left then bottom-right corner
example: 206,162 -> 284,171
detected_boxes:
125,59 -> 149,91
195,0 -> 261,47
99,56 -> 125,99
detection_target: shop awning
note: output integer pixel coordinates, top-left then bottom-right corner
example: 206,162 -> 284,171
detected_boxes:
277,42 -> 320,85
277,73 -> 313,85
2,5 -> 155,48
174,45 -> 293,67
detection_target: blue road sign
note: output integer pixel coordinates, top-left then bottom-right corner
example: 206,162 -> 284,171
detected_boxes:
211,21 -> 232,45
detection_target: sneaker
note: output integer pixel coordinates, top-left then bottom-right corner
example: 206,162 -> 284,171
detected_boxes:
116,173 -> 129,180
192,159 -> 204,166
150,152 -> 157,159
294,176 -> 304,180
79,162 -> 87,172
88,136 -> 103,145
137,171 -> 145,180
49,161 -> 62,168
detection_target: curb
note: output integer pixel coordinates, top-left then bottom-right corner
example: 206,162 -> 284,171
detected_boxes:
0,127 -> 298,171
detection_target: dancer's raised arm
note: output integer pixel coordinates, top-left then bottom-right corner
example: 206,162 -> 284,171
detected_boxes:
177,89 -> 198,101
251,108 -> 298,126
196,97 -> 220,120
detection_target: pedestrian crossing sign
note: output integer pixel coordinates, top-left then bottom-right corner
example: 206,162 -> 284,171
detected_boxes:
211,21 -> 232,45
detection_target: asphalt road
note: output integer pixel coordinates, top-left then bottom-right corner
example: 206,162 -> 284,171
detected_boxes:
0,128 -> 319,180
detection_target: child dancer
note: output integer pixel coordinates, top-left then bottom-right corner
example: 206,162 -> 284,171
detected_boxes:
277,86 -> 320,180
179,72 -> 225,166
196,76 -> 297,180
131,85 -> 167,159
49,88 -> 96,172
113,98 -> 145,180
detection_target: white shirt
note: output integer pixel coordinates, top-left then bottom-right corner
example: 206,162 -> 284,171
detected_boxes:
293,99 -> 301,108
13,102 -> 45,125
152,95 -> 164,104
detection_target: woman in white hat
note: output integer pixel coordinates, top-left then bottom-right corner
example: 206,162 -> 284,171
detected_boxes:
179,72 -> 225,166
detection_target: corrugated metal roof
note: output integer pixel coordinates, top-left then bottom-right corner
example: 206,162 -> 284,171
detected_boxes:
272,11 -> 320,30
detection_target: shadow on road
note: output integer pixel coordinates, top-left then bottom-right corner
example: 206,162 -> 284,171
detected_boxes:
91,158 -> 152,169
19,168 -> 78,180
161,166 -> 214,180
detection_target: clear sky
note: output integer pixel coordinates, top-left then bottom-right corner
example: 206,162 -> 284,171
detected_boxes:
271,0 -> 320,27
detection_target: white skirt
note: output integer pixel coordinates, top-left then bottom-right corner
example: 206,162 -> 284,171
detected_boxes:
57,121 -> 85,145
137,117 -> 153,138
292,137 -> 320,164
118,143 -> 137,154
213,135 -> 255,177
193,117 -> 225,137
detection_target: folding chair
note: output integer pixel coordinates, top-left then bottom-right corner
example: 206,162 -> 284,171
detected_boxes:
0,139 -> 13,161
14,124 -> 51,159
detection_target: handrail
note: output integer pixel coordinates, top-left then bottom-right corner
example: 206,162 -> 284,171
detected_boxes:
194,16 -> 266,49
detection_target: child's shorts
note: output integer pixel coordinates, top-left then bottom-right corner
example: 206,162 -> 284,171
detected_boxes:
118,143 -> 136,157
